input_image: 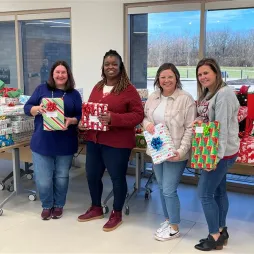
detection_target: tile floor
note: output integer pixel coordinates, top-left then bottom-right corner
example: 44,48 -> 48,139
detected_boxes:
0,159 -> 254,254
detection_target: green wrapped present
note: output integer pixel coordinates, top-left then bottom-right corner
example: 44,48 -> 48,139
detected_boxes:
42,98 -> 65,131
191,121 -> 220,169
136,134 -> 147,148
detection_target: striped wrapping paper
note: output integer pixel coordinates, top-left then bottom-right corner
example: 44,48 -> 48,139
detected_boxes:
42,98 -> 65,131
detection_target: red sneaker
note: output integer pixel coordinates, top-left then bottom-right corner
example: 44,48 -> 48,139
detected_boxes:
103,210 -> 122,232
41,209 -> 52,220
77,206 -> 103,222
52,207 -> 63,219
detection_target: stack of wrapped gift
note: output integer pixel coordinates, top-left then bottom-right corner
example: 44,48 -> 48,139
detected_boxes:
81,102 -> 109,131
0,116 -> 14,148
0,118 -> 12,135
10,115 -> 34,134
42,98 -> 65,131
0,134 -> 14,148
0,104 -> 24,116
12,130 -> 33,143
144,123 -> 175,164
191,121 -> 220,169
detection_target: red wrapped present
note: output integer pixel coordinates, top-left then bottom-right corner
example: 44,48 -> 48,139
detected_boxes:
238,106 -> 248,123
236,136 -> 254,164
81,102 -> 109,131
247,93 -> 254,119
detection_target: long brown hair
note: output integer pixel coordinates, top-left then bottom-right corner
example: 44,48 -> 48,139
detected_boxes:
153,63 -> 182,93
47,60 -> 75,92
196,58 -> 224,102
97,50 -> 131,94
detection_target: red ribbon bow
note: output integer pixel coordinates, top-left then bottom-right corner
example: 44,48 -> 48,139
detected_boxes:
46,101 -> 57,112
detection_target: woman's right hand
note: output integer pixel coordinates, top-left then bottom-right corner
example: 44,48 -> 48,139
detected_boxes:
78,121 -> 88,131
146,123 -> 155,134
192,119 -> 203,127
30,103 -> 44,116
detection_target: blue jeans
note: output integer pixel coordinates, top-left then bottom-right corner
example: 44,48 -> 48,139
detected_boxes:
198,156 -> 237,234
86,141 -> 131,211
32,152 -> 73,209
153,160 -> 187,225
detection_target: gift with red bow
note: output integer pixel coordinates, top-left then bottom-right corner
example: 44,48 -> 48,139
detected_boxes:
81,102 -> 109,131
0,79 -> 22,106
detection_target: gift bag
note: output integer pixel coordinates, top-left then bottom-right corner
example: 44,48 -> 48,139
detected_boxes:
191,121 -> 220,169
42,98 -> 65,131
143,123 -> 175,164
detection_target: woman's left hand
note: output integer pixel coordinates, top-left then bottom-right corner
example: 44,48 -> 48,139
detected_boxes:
167,151 -> 181,162
63,117 -> 78,130
98,112 -> 111,124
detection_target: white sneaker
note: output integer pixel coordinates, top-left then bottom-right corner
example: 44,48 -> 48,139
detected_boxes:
155,220 -> 170,235
154,226 -> 180,241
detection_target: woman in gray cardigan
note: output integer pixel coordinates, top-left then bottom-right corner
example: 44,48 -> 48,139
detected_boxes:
194,58 -> 240,251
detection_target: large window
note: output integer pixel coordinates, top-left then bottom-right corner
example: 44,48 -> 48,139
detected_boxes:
206,8 -> 254,89
129,7 -> 201,99
0,22 -> 18,88
128,3 -> 254,98
21,18 -> 71,95
0,10 -> 70,94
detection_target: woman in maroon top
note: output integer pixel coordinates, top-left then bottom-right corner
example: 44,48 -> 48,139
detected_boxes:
78,50 -> 144,231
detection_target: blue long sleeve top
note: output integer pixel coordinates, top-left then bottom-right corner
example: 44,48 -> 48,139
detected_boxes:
24,83 -> 82,156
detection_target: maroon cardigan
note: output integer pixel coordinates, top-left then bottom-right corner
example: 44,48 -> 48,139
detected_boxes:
86,84 -> 144,149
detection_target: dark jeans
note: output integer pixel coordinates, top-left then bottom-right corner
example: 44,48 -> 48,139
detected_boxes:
86,141 -> 131,211
198,156 -> 237,234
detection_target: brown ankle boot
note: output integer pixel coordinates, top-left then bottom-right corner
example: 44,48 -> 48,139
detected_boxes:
103,210 -> 122,232
78,206 -> 103,222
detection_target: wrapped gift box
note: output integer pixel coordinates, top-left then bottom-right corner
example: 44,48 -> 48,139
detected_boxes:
236,136 -> 254,164
191,121 -> 220,169
0,124 -> 7,130
42,98 -> 65,131
136,134 -> 147,148
12,131 -> 33,143
19,95 -> 31,105
0,118 -> 10,125
0,105 -> 24,116
81,102 -> 109,131
0,127 -> 13,135
137,89 -> 148,100
11,118 -> 34,133
0,97 -> 19,106
0,134 -> 14,148
144,123 -> 175,164
238,106 -> 248,122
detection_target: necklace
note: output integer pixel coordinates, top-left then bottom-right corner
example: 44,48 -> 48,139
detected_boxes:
52,90 -> 66,99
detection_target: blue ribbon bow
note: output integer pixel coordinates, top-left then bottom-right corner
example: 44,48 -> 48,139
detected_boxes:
151,137 -> 163,151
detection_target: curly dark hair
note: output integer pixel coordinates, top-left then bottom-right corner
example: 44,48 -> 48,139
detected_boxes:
97,49 -> 131,94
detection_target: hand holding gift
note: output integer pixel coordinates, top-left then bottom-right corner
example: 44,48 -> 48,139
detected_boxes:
144,123 -> 176,164
81,102 -> 109,131
191,121 -> 220,169
98,112 -> 111,124
145,123 -> 155,134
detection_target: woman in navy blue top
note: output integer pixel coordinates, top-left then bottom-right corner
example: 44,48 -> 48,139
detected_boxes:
24,60 -> 82,220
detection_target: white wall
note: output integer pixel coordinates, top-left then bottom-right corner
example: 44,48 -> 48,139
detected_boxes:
0,0 -> 124,100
